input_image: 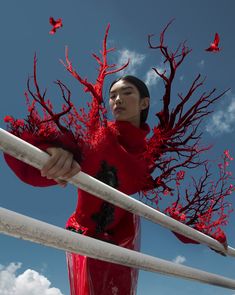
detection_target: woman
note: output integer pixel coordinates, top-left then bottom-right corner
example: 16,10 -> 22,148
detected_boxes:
4,75 -> 151,295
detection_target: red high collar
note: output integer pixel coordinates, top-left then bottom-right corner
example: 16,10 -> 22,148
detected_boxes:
109,120 -> 150,153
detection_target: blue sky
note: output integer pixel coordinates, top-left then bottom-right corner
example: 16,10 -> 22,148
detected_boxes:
0,1 -> 235,294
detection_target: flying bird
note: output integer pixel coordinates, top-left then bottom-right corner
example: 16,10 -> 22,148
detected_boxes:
49,17 -> 63,35
205,33 -> 221,52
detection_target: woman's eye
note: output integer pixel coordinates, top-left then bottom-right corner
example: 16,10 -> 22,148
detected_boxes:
109,91 -> 131,99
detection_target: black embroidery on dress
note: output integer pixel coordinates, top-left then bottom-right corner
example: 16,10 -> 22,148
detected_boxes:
92,160 -> 119,234
95,160 -> 119,188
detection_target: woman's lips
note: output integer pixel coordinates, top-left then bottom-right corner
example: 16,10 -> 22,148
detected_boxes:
114,107 -> 125,113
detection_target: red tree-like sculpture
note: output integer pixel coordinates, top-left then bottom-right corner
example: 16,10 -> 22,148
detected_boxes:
142,20 -> 233,244
4,21 -> 234,245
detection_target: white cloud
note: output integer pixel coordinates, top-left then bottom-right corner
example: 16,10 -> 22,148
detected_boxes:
115,49 -> 145,75
179,75 -> 184,81
144,60 -> 170,88
197,59 -> 205,68
206,98 -> 235,135
0,263 -> 63,295
172,255 -> 186,264
144,69 -> 161,87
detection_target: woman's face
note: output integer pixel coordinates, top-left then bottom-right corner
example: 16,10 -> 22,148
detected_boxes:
109,79 -> 149,127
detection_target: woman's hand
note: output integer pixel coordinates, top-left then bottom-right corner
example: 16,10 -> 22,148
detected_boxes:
41,147 -> 81,187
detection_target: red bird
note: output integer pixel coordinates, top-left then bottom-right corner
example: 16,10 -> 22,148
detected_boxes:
205,33 -> 220,52
49,17 -> 63,35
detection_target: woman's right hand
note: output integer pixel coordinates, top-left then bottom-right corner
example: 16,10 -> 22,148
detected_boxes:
41,147 -> 81,187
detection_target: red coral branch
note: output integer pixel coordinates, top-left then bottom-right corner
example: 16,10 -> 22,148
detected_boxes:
142,21 -> 233,244
61,24 -> 129,133
164,151 -> 234,241
145,21 -> 230,192
25,54 -> 73,134
4,25 -> 129,145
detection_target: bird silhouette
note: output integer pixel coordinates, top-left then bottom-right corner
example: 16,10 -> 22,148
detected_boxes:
205,33 -> 220,52
49,17 -> 63,35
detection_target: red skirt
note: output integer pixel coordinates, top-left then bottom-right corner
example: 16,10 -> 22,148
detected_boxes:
66,215 -> 140,295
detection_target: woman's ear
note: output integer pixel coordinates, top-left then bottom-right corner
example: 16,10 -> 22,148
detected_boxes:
140,97 -> 150,110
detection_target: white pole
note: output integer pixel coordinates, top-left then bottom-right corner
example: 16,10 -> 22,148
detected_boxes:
0,207 -> 235,290
0,128 -> 234,257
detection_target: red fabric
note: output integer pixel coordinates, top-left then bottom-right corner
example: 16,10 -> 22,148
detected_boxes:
211,228 -> 227,244
71,121 -> 150,235
4,120 -> 148,295
4,131 -> 82,187
66,121 -> 148,294
4,144 -> 56,187
5,120 -> 219,294
172,232 -> 200,244
66,215 -> 140,295
172,228 -> 227,245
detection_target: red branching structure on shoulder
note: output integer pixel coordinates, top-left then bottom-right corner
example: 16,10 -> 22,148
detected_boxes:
28,54 -> 73,133
142,20 -> 233,242
4,54 -> 75,144
4,24 -> 128,144
164,151 -> 234,243
60,24 -> 129,141
145,20 -> 229,190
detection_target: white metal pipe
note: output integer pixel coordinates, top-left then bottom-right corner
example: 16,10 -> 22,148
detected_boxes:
0,128 -> 234,257
0,207 -> 235,290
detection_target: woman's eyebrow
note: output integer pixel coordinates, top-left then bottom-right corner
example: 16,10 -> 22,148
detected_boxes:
110,86 -> 134,94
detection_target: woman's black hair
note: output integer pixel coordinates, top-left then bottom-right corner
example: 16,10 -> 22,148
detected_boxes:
109,75 -> 150,123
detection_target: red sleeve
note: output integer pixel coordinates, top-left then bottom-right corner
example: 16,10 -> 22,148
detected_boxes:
4,149 -> 56,187
4,131 -> 83,187
172,228 -> 227,245
172,231 -> 200,244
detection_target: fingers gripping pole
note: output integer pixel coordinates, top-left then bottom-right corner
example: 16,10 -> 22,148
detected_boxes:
0,128 -> 235,257
0,207 -> 235,290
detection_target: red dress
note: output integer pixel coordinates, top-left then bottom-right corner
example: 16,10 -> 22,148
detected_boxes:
4,120 -> 151,295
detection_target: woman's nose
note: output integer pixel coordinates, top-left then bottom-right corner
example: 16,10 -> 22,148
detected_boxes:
115,95 -> 122,104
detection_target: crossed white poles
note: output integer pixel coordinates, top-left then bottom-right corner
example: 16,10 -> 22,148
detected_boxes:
0,128 -> 235,290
